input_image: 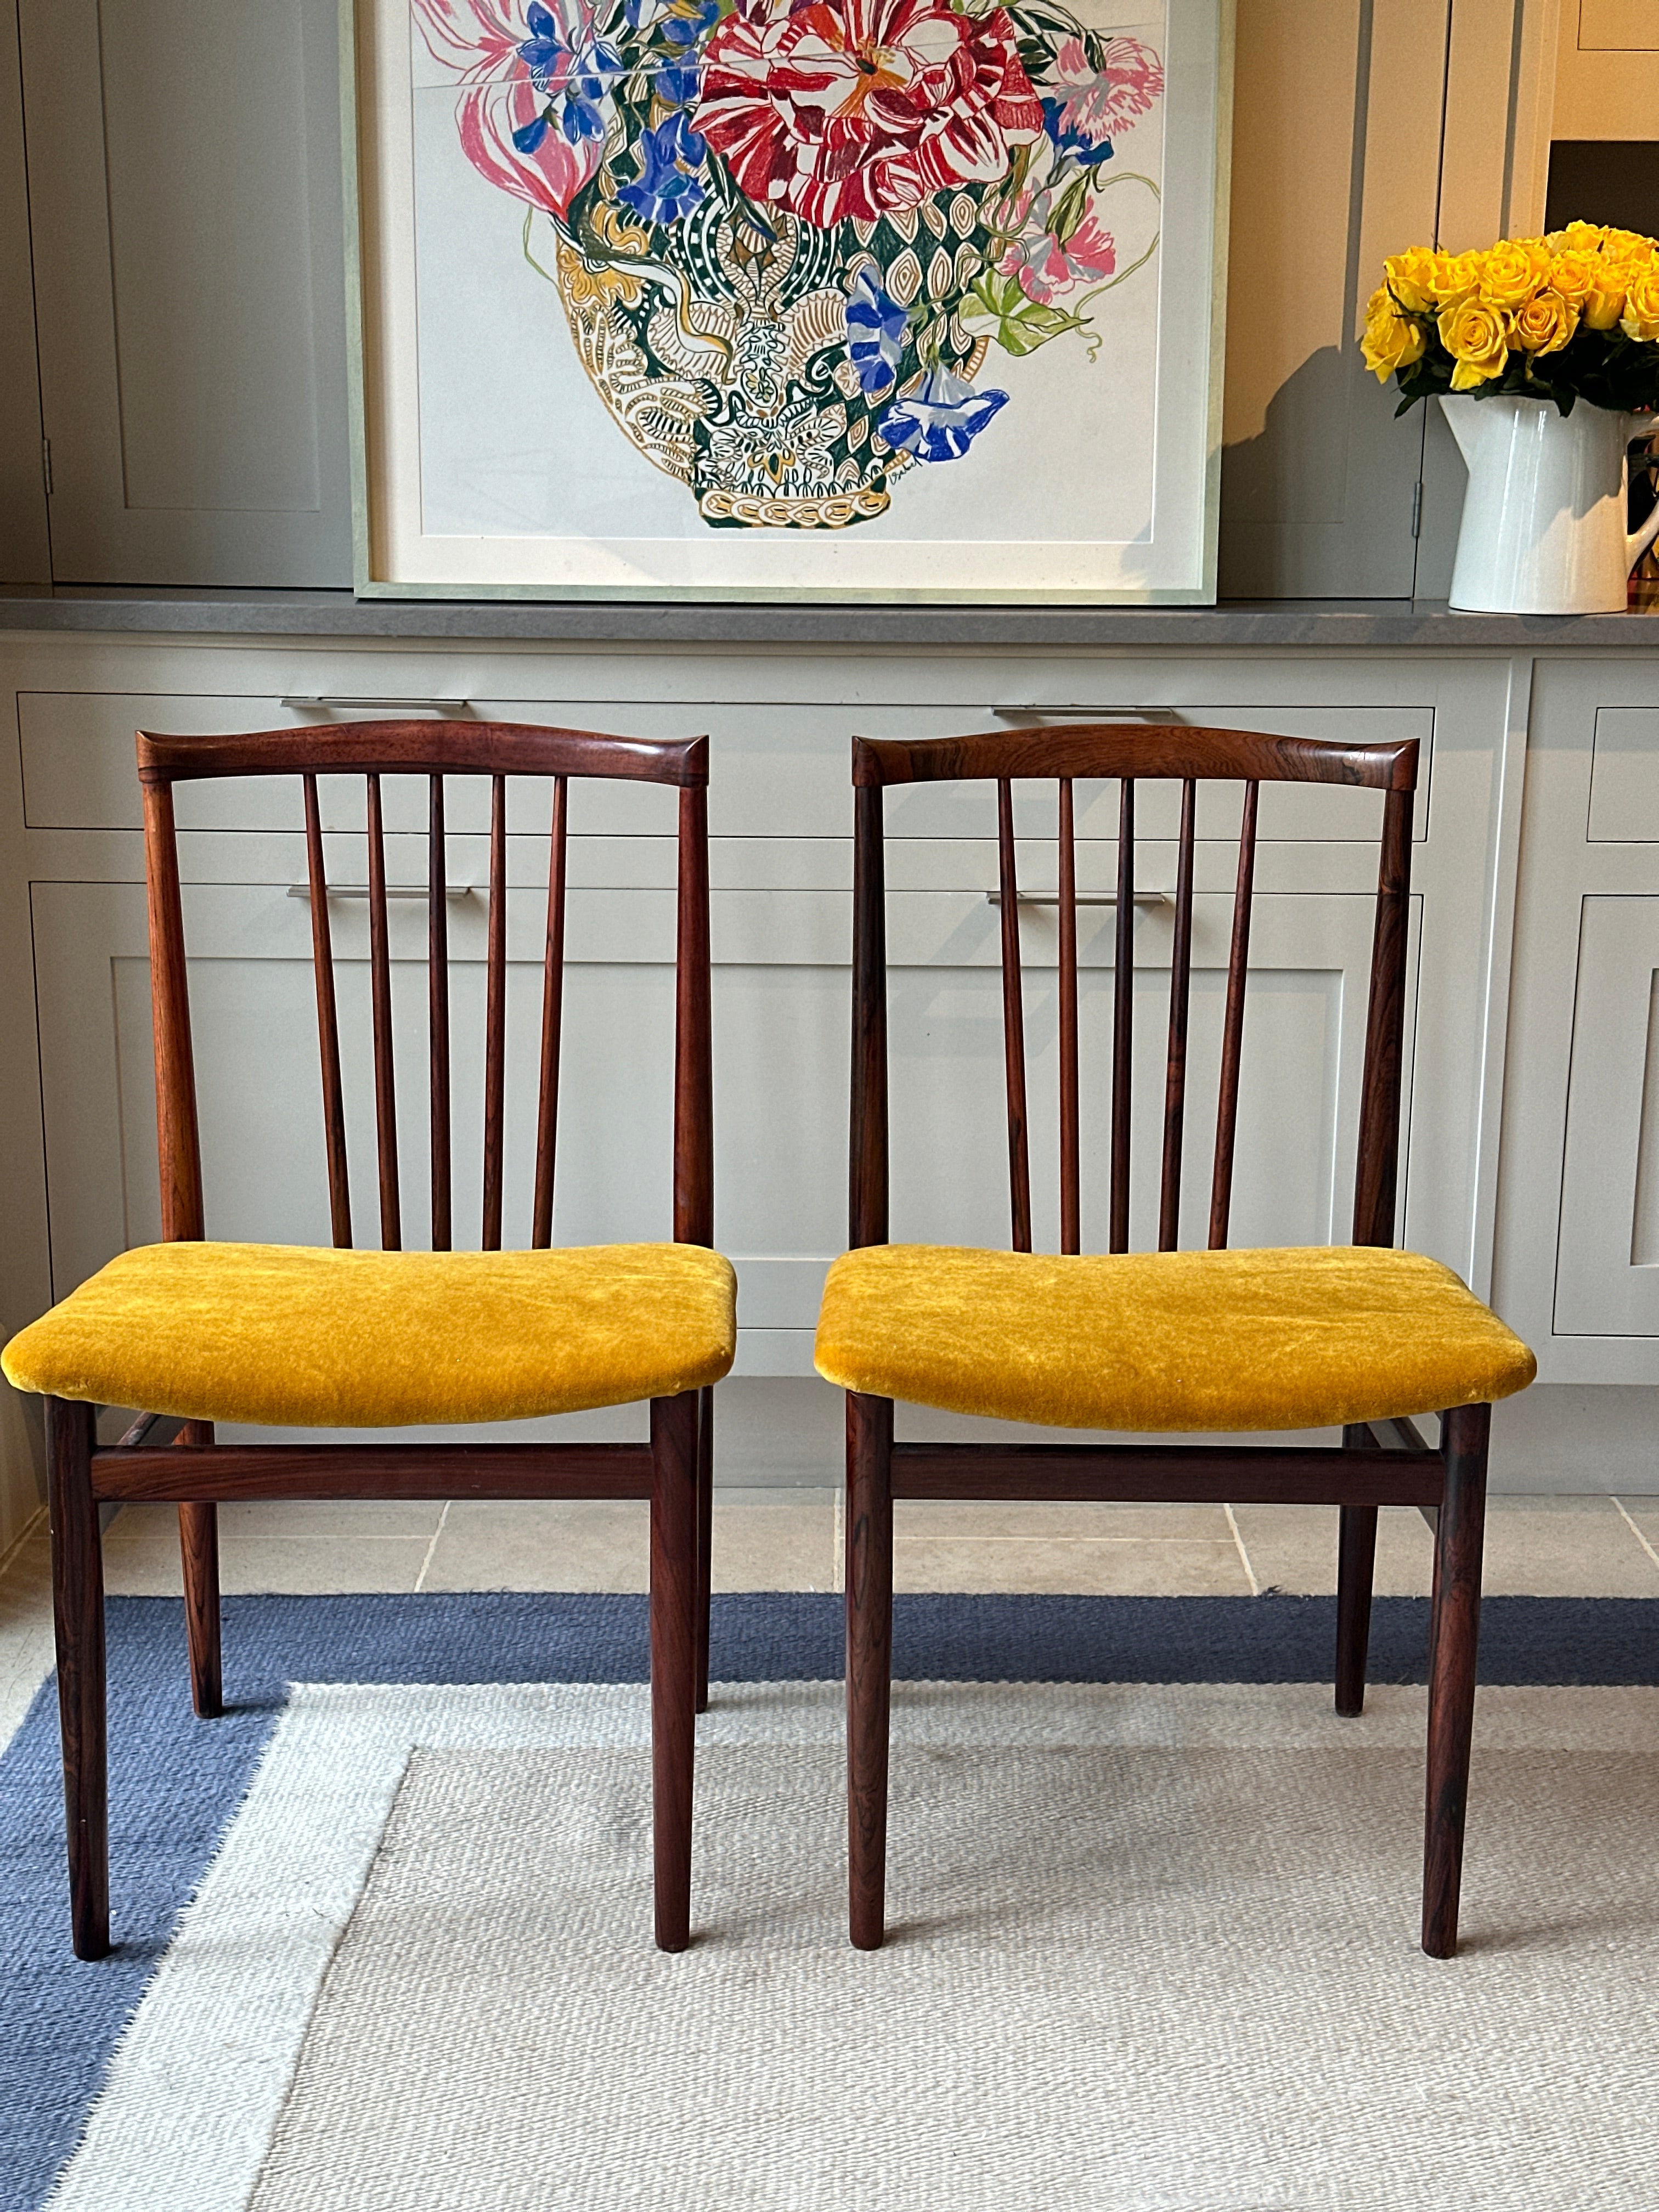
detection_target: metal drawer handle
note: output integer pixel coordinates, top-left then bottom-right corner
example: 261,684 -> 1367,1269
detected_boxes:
280,696 -> 472,713
992,706 -> 1184,721
988,890 -> 1168,909
285,884 -> 476,901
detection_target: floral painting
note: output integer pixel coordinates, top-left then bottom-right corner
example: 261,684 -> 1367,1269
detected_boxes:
411,0 -> 1165,529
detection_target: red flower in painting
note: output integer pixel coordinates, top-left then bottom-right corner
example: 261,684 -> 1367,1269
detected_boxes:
692,0 -> 1044,229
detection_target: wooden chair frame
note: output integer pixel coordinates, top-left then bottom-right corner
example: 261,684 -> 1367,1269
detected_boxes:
843,725 -> 1491,1959
48,720 -> 715,1959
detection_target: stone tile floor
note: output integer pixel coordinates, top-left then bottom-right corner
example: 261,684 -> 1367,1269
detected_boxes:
2,1491 -> 1657,1756
70,1489 -> 1659,1599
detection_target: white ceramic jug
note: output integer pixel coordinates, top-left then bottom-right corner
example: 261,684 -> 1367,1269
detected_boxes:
1440,394 -> 1659,614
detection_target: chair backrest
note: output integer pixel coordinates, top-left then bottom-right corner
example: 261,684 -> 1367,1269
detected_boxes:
849,724 -> 1418,1258
136,719 -> 712,1253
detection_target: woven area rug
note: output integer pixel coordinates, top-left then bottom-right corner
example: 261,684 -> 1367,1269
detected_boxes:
5,1594 -> 1659,2210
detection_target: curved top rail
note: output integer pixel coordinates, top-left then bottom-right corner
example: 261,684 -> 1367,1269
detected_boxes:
852,726 -> 1418,793
137,721 -> 709,787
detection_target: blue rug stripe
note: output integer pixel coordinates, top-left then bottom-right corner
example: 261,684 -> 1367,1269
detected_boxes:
59,1589 -> 1658,1694
3,1591 -> 1657,2212
19,1589 -> 1653,1698
2,1662 -> 278,2212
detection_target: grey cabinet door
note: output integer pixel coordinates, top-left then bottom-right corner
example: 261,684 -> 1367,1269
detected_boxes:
19,0 -> 351,586
0,0 -> 47,584
1554,895 -> 1659,1340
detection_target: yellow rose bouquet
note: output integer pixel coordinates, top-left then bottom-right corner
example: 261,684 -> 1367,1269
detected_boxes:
1362,223 -> 1659,415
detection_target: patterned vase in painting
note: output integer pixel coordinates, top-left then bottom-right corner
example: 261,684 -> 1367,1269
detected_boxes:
549,194 -> 994,529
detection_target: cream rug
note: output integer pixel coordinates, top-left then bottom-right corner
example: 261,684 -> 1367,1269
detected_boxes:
48,1684 -> 1659,2210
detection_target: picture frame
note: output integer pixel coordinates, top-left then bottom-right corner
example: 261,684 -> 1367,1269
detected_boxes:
343,0 -> 1233,601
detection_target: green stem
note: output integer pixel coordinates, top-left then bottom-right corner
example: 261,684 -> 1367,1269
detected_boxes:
522,207 -> 566,286
1089,168 -> 1161,203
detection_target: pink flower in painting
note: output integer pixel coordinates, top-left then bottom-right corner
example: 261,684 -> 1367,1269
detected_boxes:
412,0 -> 606,218
999,191 -> 1116,303
692,0 -> 1044,230
413,0 -> 527,74
1046,33 -> 1163,147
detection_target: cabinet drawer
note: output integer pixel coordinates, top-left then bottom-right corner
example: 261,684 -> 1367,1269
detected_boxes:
20,687 -> 1432,845
1588,707 -> 1659,843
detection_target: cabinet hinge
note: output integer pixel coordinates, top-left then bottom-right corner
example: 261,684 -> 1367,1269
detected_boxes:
1410,479 -> 1423,538
41,438 -> 52,497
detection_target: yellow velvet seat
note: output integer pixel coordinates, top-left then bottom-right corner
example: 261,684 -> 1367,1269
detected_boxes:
1,1240 -> 737,1430
814,1243 -> 1536,1434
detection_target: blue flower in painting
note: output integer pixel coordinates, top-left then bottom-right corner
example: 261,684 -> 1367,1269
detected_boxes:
512,106 -> 554,154
1041,97 -> 1114,167
617,112 -> 708,224
845,268 -> 908,398
624,0 -> 672,27
878,369 -> 1008,463
561,41 -> 625,142
516,2 -> 568,91
656,60 -> 702,105
662,0 -> 721,44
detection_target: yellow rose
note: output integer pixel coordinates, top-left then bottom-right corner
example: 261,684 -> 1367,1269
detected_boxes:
1549,250 -> 1599,309
1438,298 -> 1511,390
1479,239 -> 1544,309
1603,227 -> 1656,260
1361,289 -> 1426,381
1511,288 -> 1579,356
1383,248 -> 1439,314
1550,220 -> 1607,254
1585,270 -> 1629,330
1621,261 -> 1659,342
1605,242 -> 1654,279
1426,250 -> 1481,306
1601,242 -> 1655,294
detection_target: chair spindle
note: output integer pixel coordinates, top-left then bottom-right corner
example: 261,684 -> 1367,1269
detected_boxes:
429,775 -> 452,1251
850,782 -> 890,1251
1109,778 -> 1135,1252
996,778 -> 1032,1252
1208,777 -> 1259,1250
365,774 -> 401,1251
141,780 -> 205,1245
1159,779 -> 1198,1251
483,774 -> 507,1250
674,783 -> 714,1247
532,774 -> 569,1249
302,773 -> 351,1248
1057,778 -> 1080,1256
1352,786 -> 1415,1248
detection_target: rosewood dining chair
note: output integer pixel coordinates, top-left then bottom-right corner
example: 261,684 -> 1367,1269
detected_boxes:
814,726 -> 1536,1959
3,720 -> 731,1958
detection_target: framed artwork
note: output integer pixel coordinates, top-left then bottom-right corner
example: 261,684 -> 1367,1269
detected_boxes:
344,0 -> 1232,600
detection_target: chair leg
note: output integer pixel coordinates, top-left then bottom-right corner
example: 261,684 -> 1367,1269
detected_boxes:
48,1397 -> 109,1960
1422,1402 -> 1489,1959
178,1492 -> 223,1719
694,1386 -> 713,1716
650,1389 -> 700,1953
845,1391 -> 894,1952
1335,1427 -> 1378,1718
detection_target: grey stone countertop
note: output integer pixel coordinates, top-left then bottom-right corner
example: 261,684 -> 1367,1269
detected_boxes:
1,587 -> 1657,650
